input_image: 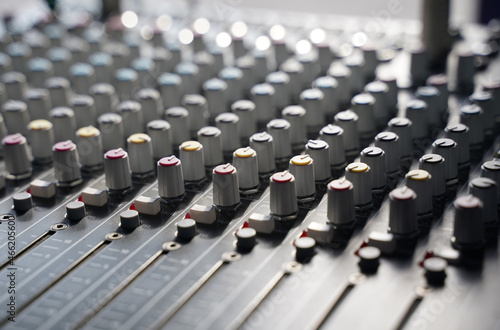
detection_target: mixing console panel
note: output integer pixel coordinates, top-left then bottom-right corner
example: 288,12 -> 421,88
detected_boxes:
0,1 -> 499,329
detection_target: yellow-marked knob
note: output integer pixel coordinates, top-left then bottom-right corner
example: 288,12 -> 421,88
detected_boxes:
407,169 -> 430,181
291,155 -> 312,166
28,119 -> 52,131
347,162 -> 369,173
180,141 -> 201,151
235,147 -> 255,158
76,126 -> 100,138
129,133 -> 151,144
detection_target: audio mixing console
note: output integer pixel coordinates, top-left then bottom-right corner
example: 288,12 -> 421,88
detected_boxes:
0,0 -> 499,329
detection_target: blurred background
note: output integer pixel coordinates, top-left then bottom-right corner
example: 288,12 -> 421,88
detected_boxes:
0,0 -> 495,26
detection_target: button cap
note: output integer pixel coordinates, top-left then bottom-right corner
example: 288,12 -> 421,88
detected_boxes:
29,179 -> 56,199
134,196 -> 161,215
248,213 -> 275,234
190,204 -> 217,224
81,188 -> 108,207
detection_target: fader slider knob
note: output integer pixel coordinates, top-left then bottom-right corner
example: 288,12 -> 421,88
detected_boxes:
424,257 -> 447,286
295,237 -> 316,261
236,227 -> 257,250
358,246 -> 381,274
120,210 -> 140,230
177,218 -> 196,240
13,192 -> 33,212
66,201 -> 86,221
